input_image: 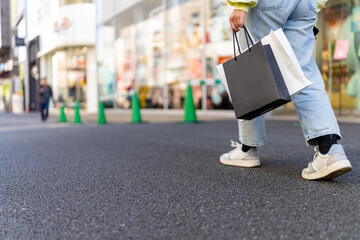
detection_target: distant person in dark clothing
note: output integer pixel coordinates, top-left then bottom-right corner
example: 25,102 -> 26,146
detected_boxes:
39,78 -> 53,121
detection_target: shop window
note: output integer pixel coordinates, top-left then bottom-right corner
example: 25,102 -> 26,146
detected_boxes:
204,0 -> 233,110
320,0 -> 359,111
164,0 -> 204,109
52,49 -> 87,105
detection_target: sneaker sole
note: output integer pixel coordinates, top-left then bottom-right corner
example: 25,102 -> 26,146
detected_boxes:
220,157 -> 260,168
302,160 -> 352,180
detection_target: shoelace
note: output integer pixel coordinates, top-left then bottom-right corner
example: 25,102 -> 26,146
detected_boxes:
313,146 -> 319,160
228,140 -> 242,155
307,147 -> 320,170
230,140 -> 241,149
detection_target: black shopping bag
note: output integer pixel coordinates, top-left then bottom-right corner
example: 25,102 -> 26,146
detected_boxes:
222,26 -> 291,120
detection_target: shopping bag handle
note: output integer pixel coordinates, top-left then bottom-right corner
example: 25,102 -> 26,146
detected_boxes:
233,31 -> 241,61
233,25 -> 255,61
244,25 -> 255,48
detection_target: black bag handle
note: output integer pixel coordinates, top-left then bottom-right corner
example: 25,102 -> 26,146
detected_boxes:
233,25 -> 255,61
233,31 -> 241,61
244,25 -> 255,47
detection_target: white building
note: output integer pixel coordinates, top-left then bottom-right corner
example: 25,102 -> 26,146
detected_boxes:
26,0 -> 97,113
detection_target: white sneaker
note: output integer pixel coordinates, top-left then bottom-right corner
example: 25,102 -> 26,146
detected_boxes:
302,144 -> 352,180
220,140 -> 260,168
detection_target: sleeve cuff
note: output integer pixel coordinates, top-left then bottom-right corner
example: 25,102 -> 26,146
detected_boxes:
232,3 -> 251,12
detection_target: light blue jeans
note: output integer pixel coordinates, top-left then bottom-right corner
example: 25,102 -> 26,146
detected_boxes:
237,0 -> 341,147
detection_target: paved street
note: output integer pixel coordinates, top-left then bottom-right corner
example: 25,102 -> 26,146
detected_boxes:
0,113 -> 359,239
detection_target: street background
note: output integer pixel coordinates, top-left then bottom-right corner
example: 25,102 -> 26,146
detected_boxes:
1,0 -> 360,116
1,0 -> 360,239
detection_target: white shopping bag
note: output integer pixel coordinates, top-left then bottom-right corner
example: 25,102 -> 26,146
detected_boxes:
216,64 -> 230,100
261,28 -> 313,95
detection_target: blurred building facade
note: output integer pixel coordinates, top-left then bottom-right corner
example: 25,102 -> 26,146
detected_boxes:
96,0 -> 360,113
96,0 -> 233,110
0,0 -> 11,112
26,0 -> 98,113
1,0 -> 98,114
2,0 -> 360,114
9,0 -> 27,114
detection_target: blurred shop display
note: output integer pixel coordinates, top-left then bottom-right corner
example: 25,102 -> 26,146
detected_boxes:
0,82 -> 11,112
320,0 -> 360,112
52,49 -> 87,105
96,0 -> 234,110
11,75 -> 24,114
96,0 -> 360,114
3,0 -> 360,114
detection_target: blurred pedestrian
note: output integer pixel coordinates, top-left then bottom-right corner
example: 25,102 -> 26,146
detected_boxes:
220,0 -> 352,180
39,78 -> 53,121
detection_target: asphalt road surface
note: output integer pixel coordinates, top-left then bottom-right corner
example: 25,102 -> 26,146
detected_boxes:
0,113 -> 359,239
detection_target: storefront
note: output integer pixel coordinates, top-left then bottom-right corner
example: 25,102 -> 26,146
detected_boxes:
317,0 -> 360,113
96,0 -> 360,113
97,0 -> 167,109
1,0 -> 12,112
10,0 -> 27,113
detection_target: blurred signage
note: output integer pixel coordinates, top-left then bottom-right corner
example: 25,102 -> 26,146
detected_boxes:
54,17 -> 71,32
0,60 -> 12,78
333,40 -> 350,60
37,0 -> 50,24
0,60 -> 13,72
12,93 -> 24,114
352,6 -> 360,32
0,2 -> 2,48
15,37 -> 25,46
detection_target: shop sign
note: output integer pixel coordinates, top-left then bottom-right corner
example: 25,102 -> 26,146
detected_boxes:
334,40 -> 350,60
0,60 -> 13,72
54,17 -> 71,32
352,6 -> 360,32
15,37 -> 25,46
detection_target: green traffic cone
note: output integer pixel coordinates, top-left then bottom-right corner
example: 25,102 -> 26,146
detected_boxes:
73,100 -> 82,124
183,85 -> 197,123
293,122 -> 301,127
59,102 -> 67,123
98,101 -> 107,124
131,92 -> 142,123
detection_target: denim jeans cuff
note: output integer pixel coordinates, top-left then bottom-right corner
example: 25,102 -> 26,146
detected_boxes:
306,131 -> 342,146
239,139 -> 266,147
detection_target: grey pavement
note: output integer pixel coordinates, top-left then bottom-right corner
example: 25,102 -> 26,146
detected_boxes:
0,113 -> 359,239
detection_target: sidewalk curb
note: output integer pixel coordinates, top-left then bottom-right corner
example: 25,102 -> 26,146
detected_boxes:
50,109 -> 360,124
